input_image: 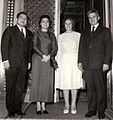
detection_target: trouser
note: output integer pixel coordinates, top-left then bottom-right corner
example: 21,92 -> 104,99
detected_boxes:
5,62 -> 27,114
84,69 -> 106,113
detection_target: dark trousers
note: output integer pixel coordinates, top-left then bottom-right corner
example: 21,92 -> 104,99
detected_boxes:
84,69 -> 106,113
5,61 -> 27,114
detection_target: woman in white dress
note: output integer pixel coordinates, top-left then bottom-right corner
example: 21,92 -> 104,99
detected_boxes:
55,18 -> 83,114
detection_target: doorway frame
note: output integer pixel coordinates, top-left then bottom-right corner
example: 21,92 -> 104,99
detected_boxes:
102,0 -> 113,119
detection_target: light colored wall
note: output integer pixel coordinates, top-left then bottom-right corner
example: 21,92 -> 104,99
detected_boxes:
54,0 -> 60,38
0,0 -> 4,41
105,0 -> 110,27
14,0 -> 24,25
0,0 -> 5,82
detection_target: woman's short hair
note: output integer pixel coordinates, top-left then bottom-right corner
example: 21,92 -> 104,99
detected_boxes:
39,15 -> 51,26
64,17 -> 75,30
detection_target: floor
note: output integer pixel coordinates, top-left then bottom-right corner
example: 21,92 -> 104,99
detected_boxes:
0,91 -> 110,120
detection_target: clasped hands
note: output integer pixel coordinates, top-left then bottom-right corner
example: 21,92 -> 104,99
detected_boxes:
42,55 -> 50,62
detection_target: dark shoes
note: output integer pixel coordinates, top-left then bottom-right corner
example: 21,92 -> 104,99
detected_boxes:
15,111 -> 25,116
98,112 -> 105,119
6,110 -> 25,118
7,113 -> 15,118
36,110 -> 48,115
85,111 -> 96,118
5,112 -> 15,119
36,110 -> 42,114
85,111 -> 105,119
43,110 -> 48,114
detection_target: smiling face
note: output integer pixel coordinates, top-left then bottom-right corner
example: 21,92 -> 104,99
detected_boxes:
17,14 -> 27,27
65,19 -> 73,32
40,17 -> 50,30
88,12 -> 100,26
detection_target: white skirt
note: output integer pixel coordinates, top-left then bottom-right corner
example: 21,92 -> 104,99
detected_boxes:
55,53 -> 83,90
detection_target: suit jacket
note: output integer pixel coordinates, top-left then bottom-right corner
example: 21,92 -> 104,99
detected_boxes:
78,25 -> 112,70
1,25 -> 33,68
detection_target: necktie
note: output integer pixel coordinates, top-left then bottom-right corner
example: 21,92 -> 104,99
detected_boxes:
91,26 -> 95,38
92,26 -> 95,33
90,26 -> 95,48
21,28 -> 25,38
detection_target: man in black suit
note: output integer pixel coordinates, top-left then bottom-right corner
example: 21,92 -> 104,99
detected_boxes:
78,9 -> 112,119
1,12 -> 33,117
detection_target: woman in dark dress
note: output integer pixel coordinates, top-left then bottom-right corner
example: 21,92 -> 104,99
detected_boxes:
29,15 -> 58,114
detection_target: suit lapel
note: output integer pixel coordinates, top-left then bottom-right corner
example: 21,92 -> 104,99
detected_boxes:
85,27 -> 91,44
91,25 -> 103,38
15,25 -> 22,38
15,25 -> 26,41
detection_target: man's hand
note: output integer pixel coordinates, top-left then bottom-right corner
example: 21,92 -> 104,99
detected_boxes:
3,60 -> 10,70
78,63 -> 84,72
103,64 -> 109,71
28,63 -> 31,69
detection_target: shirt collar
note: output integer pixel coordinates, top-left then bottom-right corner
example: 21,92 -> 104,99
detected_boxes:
17,25 -> 26,38
17,24 -> 25,31
91,23 -> 99,30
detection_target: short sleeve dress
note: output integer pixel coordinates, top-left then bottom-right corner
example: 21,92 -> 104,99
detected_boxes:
55,31 -> 83,90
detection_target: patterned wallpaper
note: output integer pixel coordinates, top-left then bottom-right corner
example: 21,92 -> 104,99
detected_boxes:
24,0 -> 55,33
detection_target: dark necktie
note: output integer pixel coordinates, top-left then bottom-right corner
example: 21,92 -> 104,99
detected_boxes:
21,28 -> 25,38
91,26 -> 95,38
90,26 -> 95,47
92,26 -> 95,33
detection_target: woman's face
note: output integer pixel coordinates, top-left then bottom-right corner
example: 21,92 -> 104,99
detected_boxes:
65,19 -> 73,32
40,18 -> 49,29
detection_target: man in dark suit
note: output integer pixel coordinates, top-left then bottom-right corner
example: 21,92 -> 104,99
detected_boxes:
78,9 -> 112,119
1,12 -> 33,117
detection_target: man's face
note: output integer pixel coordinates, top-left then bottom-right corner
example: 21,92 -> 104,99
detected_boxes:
17,14 -> 27,27
88,12 -> 100,26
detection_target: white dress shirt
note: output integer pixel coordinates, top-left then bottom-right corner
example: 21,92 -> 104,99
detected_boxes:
91,23 -> 99,32
17,24 -> 26,38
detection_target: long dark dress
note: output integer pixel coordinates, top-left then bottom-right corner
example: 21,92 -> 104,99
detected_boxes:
29,29 -> 58,102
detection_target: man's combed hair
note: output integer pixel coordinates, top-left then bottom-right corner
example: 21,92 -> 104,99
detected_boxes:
16,12 -> 27,18
87,9 -> 99,16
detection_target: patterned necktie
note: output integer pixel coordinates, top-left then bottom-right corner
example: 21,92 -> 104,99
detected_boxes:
21,28 -> 25,38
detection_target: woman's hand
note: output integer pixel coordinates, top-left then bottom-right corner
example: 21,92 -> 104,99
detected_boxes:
42,55 -> 50,62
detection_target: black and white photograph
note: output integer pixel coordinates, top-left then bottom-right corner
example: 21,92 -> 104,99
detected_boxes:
0,0 -> 113,119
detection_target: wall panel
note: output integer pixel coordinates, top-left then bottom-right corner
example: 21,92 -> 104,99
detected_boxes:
24,0 -> 55,33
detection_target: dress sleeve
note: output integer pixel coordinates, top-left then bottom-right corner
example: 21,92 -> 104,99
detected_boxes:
28,30 -> 34,63
76,33 -> 81,54
33,31 -> 44,57
50,33 -> 58,57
